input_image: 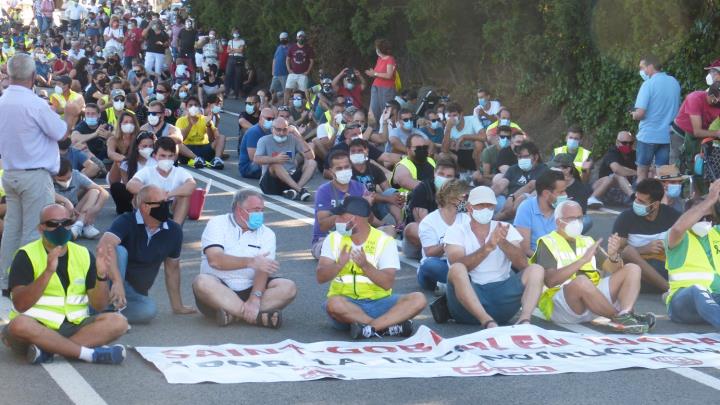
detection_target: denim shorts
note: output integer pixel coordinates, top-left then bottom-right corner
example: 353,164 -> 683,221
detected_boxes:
635,141 -> 669,167
323,294 -> 399,330
447,271 -> 524,325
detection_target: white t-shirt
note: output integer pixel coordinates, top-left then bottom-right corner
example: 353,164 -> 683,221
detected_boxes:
200,214 -> 276,291
131,164 -> 192,193
320,230 -> 400,270
103,27 -> 124,50
473,100 -> 502,118
418,211 -> 468,262
443,216 -> 522,285
450,115 -> 482,149
120,157 -> 157,175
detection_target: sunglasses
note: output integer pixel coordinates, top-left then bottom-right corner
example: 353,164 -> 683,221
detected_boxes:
499,135 -> 511,139
148,111 -> 163,116
155,89 -> 167,94
113,97 -> 125,102
144,200 -> 166,206
402,118 -> 413,122
44,218 -> 75,228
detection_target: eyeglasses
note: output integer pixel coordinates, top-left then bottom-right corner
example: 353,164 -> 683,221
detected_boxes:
44,218 -> 75,228
277,106 -> 289,112
499,135 -> 511,139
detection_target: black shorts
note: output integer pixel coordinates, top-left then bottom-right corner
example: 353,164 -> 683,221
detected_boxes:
453,149 -> 477,171
187,144 -> 215,161
259,170 -> 302,195
194,276 -> 279,318
2,316 -> 96,355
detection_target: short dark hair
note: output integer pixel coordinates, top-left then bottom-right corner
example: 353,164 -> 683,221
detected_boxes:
567,125 -> 583,137
635,178 -> 665,203
399,108 -> 414,116
155,137 -> 177,155
85,103 -> 99,113
517,141 -> 540,159
536,169 -> 564,196
349,138 -> 369,150
642,54 -> 662,70
446,102 -> 462,114
328,149 -> 350,168
58,158 -> 72,177
185,95 -> 200,105
435,154 -> 458,175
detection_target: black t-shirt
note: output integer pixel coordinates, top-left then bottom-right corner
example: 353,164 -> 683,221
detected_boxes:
352,163 -> 387,193
406,180 -> 437,224
74,120 -> 107,159
599,146 -> 637,178
612,204 -> 681,240
391,159 -> 435,189
8,249 -> 97,293
504,163 -> 548,195
240,111 -> 259,126
145,29 -> 169,54
83,83 -> 101,104
565,179 -> 590,213
178,29 -> 197,53
164,97 -> 182,125
496,146 -> 518,168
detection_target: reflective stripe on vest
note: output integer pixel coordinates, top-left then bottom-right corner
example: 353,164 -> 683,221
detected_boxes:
327,228 -> 393,300
531,231 -> 599,320
8,239 -> 91,330
554,146 -> 591,174
665,229 -> 720,306
391,157 -> 436,194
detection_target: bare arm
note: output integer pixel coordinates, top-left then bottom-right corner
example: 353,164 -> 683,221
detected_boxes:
125,178 -> 144,195
609,162 -> 637,177
204,246 -> 254,270
168,178 -> 196,198
163,257 -> 193,313
517,226 -> 534,258
668,179 -> 720,248
446,243 -> 494,272
690,114 -> 720,139
392,165 -> 419,190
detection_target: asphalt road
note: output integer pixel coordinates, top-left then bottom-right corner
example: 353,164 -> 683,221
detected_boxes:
1,98 -> 719,405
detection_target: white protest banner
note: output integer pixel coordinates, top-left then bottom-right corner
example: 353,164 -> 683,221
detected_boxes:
135,325 -> 720,384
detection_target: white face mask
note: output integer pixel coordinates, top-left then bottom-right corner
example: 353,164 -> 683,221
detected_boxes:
157,159 -> 174,172
121,123 -> 135,133
155,93 -> 165,101
707,73 -> 715,87
139,147 -> 153,159
113,100 -> 125,110
349,153 -> 366,165
147,114 -> 160,126
54,85 -> 63,95
692,221 -> 713,238
471,208 -> 493,225
563,219 -> 583,238
55,178 -> 71,189
334,113 -> 344,125
335,222 -> 353,237
187,106 -> 200,116
335,169 -> 353,185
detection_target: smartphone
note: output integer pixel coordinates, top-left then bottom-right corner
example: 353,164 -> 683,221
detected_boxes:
285,151 -> 293,159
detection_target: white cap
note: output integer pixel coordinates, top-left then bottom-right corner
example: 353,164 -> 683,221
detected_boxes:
467,186 -> 497,206
296,30 -> 306,38
279,32 -> 288,39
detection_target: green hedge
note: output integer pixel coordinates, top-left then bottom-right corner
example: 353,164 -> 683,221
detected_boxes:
190,0 -> 720,155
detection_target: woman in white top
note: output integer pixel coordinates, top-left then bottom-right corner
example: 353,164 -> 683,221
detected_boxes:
110,131 -> 157,214
103,16 -> 124,57
416,179 -> 469,291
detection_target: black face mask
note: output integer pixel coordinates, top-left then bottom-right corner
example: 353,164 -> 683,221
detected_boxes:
413,146 -> 429,162
149,200 -> 170,222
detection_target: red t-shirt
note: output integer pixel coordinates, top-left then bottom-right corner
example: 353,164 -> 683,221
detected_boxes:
337,85 -> 363,108
53,59 -> 72,73
372,56 -> 396,88
123,28 -> 144,57
287,43 -> 314,74
674,90 -> 720,133
219,48 -> 228,71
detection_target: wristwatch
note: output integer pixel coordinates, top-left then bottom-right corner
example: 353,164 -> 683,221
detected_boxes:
96,273 -> 108,282
252,291 -> 263,298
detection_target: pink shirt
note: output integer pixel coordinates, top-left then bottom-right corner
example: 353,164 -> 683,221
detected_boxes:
674,90 -> 720,134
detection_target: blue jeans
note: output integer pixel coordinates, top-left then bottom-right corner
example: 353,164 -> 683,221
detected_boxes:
636,141 -> 669,167
668,286 -> 720,330
323,295 -> 399,330
447,271 -> 524,325
417,257 -> 448,291
113,246 -> 158,324
372,188 -> 397,221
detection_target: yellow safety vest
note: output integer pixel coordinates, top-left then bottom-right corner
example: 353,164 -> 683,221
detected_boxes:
50,90 -> 82,118
9,239 -> 91,330
665,228 -> 720,306
105,107 -> 134,127
554,146 -> 591,175
390,156 -> 436,194
102,6 -> 111,16
531,231 -> 599,320
327,228 -> 393,300
487,120 -> 523,133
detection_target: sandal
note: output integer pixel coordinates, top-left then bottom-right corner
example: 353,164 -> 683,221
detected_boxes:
481,319 -> 498,329
256,311 -> 282,329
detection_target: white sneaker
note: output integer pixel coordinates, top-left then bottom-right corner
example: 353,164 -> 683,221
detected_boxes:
70,221 -> 84,240
587,196 -> 604,208
82,224 -> 101,239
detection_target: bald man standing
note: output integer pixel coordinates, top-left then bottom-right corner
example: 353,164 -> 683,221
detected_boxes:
2,204 -> 128,364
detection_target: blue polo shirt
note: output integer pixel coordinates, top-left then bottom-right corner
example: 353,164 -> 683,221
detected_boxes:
107,211 -> 183,295
634,72 -> 681,144
513,196 -> 557,252
238,124 -> 269,176
273,44 -> 289,76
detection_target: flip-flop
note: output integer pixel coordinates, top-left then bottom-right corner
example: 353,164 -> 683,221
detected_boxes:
256,311 -> 282,329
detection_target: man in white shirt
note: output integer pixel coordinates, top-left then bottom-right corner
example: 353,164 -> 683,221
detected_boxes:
439,186 -> 544,327
126,137 -> 195,225
64,1 -> 86,33
192,190 -> 296,328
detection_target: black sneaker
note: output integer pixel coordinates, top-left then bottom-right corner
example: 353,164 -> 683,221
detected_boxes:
282,189 -> 298,200
430,294 -> 450,324
384,320 -> 414,337
350,322 -> 377,339
298,188 -> 311,202
26,344 -> 54,365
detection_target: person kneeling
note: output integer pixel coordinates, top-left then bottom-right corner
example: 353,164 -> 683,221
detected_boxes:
532,200 -> 655,334
192,190 -> 296,328
2,204 -> 128,365
316,197 -> 426,339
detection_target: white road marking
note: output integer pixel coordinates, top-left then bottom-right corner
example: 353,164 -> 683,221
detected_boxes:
42,360 -> 108,405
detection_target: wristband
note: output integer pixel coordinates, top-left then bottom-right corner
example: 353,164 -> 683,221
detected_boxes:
96,273 -> 108,282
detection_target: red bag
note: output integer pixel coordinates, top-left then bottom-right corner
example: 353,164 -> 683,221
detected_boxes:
188,180 -> 212,220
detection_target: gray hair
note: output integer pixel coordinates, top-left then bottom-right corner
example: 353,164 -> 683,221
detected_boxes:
232,189 -> 263,211
7,53 -> 36,82
553,200 -> 582,220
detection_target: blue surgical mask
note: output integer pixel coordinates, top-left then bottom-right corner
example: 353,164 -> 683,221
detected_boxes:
632,201 -> 650,217
566,138 -> 579,150
292,99 -> 302,108
639,70 -> 649,81
179,91 -> 187,99
244,210 -> 263,230
478,98 -> 487,108
211,105 -> 222,114
498,137 -> 510,148
43,226 -> 73,246
85,117 -> 98,126
518,158 -> 532,171
434,175 -> 449,190
147,87 -> 154,95
431,121 -> 441,130
552,194 -> 568,208
262,120 -> 272,130
245,104 -> 255,114
402,120 -> 413,130
667,183 -> 682,198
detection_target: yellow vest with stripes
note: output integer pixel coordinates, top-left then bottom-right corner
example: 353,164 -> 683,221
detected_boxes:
553,146 -> 591,174
665,229 -> 720,306
50,90 -> 82,118
391,156 -> 436,194
9,240 -> 91,330
327,228 -> 393,300
531,231 -> 599,320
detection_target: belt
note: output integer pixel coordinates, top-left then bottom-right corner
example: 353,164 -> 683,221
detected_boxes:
671,122 -> 686,137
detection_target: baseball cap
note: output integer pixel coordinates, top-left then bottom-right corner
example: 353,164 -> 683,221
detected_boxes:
330,196 -> 371,217
467,186 -> 497,206
549,153 -> 574,169
705,59 -> 720,71
296,30 -> 306,38
279,32 -> 288,39
110,89 -> 126,99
